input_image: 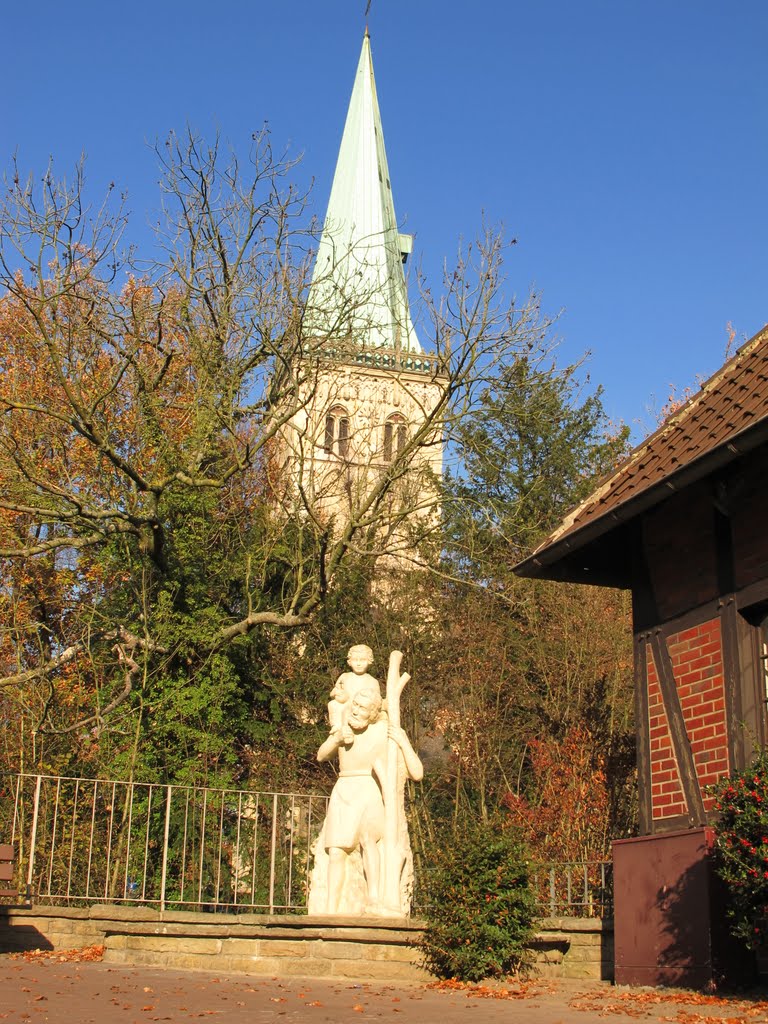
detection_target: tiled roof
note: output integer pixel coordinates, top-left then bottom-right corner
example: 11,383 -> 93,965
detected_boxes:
520,323 -> 768,570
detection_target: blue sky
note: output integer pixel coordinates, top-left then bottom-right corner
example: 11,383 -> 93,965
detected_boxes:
3,1 -> 766,437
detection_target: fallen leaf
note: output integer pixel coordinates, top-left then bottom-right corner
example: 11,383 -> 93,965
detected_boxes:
9,944 -> 105,964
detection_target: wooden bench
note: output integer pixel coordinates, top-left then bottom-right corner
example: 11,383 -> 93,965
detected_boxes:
0,844 -> 32,906
0,843 -> 25,903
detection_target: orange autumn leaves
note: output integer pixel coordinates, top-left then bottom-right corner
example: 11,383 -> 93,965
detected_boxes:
504,727 -> 613,863
0,266 -> 268,752
0,274 -> 256,545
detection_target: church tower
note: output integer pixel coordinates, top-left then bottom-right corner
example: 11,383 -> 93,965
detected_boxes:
286,31 -> 445,550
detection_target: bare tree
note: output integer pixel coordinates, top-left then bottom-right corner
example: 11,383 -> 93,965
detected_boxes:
0,129 -> 545,740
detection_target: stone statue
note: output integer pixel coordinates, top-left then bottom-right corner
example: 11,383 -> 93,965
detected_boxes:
308,648 -> 422,917
327,644 -> 381,735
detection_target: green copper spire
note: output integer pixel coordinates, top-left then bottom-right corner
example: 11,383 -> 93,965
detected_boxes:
307,33 -> 421,354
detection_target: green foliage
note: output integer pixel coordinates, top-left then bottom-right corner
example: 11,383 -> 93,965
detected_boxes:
419,822 -> 536,981
446,350 -> 630,562
0,130 -> 637,854
712,750 -> 768,950
423,342 -> 636,849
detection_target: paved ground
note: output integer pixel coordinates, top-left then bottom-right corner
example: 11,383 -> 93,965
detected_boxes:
1,957 -> 768,1024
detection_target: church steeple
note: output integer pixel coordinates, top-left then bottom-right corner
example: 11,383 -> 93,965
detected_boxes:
307,33 -> 421,354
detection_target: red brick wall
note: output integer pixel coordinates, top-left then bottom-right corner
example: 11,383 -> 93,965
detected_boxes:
646,617 -> 730,823
667,619 -> 729,809
647,644 -> 687,819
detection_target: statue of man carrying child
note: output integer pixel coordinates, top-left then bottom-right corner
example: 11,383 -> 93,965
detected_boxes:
308,645 -> 423,917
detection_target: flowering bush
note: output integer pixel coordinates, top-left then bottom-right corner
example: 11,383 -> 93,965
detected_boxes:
419,822 -> 536,981
712,750 -> 768,950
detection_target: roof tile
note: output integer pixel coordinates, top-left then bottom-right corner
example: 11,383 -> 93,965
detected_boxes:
531,324 -> 768,557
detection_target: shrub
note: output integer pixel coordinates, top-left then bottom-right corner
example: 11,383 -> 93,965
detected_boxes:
712,749 -> 768,950
418,822 -> 536,981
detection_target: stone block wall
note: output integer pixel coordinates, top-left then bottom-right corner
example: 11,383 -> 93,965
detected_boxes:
100,911 -> 427,981
533,917 -> 613,980
0,905 -> 105,953
0,906 -> 613,982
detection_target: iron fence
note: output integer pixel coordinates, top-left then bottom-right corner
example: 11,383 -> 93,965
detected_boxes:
0,773 -> 613,919
412,860 -> 612,920
0,773 -> 327,912
531,860 -> 613,918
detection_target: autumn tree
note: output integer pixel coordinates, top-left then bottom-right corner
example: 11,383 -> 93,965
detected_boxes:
504,726 -> 613,863
0,130 -> 547,784
416,346 -> 637,850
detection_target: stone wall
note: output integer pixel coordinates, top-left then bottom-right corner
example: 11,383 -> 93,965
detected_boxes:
533,917 -> 613,980
0,904 -> 105,953
0,906 -> 613,982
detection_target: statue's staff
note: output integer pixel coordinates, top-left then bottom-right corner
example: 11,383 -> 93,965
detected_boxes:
383,649 -> 410,913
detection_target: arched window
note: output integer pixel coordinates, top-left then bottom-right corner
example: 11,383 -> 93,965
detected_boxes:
383,414 -> 407,463
324,406 -> 350,458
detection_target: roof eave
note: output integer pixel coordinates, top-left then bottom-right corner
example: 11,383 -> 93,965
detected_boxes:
515,415 -> 768,581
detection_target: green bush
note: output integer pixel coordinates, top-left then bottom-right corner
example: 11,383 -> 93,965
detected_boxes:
419,822 -> 536,981
712,750 -> 768,950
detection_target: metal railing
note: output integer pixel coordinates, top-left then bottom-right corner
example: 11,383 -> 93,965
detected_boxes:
0,773 -> 327,912
412,859 -> 613,921
531,861 -> 613,918
0,773 -> 613,919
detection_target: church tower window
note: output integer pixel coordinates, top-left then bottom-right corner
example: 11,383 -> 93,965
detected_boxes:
383,414 -> 407,462
324,406 -> 350,458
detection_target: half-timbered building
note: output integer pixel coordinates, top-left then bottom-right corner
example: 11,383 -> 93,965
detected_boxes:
516,323 -> 768,986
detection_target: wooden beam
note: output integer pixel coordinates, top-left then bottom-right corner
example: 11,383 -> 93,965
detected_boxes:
713,501 -> 735,595
634,634 -> 653,835
720,598 -> 746,772
649,632 -> 707,826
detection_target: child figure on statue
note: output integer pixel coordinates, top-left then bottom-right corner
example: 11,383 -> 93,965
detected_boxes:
328,644 -> 382,741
